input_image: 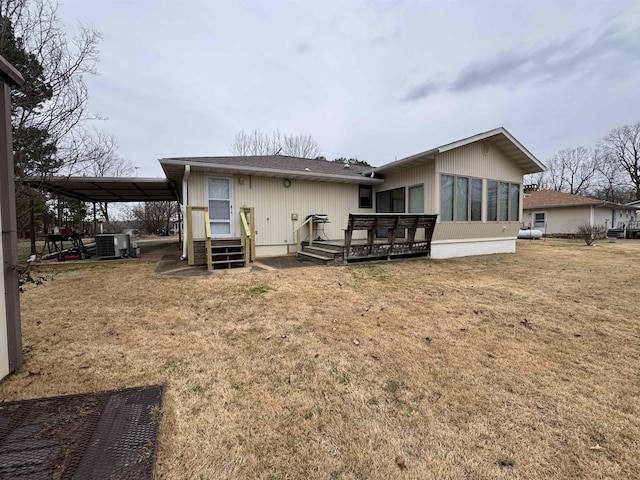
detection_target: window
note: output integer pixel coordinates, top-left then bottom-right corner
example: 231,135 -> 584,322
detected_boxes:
471,178 -> 482,221
376,187 -> 405,213
376,187 -> 406,237
408,185 -> 424,213
510,184 -> 520,222
440,175 -> 454,221
487,180 -> 520,222
487,180 -> 498,221
441,174 -> 483,222
359,185 -> 373,208
499,182 -> 509,221
533,212 -> 546,228
455,177 -> 469,221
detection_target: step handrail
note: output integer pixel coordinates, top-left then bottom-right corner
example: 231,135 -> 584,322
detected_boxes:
239,208 -> 254,268
186,206 -> 212,271
294,215 -> 315,254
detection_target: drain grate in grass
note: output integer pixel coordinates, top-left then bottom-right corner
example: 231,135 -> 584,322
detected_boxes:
0,385 -> 164,480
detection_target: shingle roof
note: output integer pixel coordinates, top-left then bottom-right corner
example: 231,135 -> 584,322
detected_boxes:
523,190 -> 605,208
159,155 -> 383,191
162,155 -> 370,178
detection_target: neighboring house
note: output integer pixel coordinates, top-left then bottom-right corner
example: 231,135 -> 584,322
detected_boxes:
160,127 -> 545,262
522,190 -> 638,235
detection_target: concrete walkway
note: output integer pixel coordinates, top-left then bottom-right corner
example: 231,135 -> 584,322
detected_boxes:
147,239 -> 322,277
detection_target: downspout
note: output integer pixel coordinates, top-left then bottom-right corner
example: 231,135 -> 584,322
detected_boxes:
180,165 -> 190,261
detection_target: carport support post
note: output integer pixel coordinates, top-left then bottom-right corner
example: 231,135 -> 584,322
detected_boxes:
93,202 -> 97,237
0,77 -> 22,374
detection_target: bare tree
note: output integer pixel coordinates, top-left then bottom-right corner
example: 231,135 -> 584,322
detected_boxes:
541,147 -> 598,195
2,0 -> 102,177
592,148 -> 629,203
599,122 -> 640,201
130,201 -> 178,236
231,129 -> 321,158
70,131 -> 135,223
1,0 -> 103,253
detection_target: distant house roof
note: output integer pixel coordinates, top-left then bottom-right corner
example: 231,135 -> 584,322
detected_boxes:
367,127 -> 545,175
523,190 -> 634,209
160,155 -> 383,186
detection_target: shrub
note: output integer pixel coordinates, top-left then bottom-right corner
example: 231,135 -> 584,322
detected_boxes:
576,224 -> 607,245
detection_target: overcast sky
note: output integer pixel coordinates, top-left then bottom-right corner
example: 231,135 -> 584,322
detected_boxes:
57,0 -> 640,177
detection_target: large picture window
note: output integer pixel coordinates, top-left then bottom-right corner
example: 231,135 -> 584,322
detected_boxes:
487,179 -> 520,222
441,174 -> 483,222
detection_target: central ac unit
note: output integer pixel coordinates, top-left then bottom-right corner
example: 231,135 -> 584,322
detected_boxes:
96,234 -> 131,259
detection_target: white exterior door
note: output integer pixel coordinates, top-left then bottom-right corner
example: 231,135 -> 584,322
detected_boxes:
533,211 -> 546,235
206,176 -> 234,238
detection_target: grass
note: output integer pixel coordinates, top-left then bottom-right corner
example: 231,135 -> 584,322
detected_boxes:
2,238 -> 640,479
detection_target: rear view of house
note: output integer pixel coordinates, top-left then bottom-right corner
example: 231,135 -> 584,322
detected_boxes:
162,127 -> 545,268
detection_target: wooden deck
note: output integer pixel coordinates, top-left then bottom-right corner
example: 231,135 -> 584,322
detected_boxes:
299,213 -> 439,264
301,239 -> 434,264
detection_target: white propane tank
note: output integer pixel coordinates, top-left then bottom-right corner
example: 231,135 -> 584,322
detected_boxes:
518,229 -> 543,239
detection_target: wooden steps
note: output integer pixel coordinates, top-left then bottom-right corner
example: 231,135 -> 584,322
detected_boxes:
210,239 -> 246,270
193,238 -> 247,270
298,242 -> 342,264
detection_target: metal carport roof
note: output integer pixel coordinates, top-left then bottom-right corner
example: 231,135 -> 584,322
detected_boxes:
23,176 -> 179,203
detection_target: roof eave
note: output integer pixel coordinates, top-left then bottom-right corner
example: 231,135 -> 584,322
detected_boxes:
364,149 -> 438,175
160,159 -> 384,184
438,127 -> 545,173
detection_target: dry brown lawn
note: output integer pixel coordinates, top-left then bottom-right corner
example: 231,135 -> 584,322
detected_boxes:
2,239 -> 639,479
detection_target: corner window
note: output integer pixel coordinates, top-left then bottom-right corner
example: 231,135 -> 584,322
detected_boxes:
359,185 -> 372,209
488,180 -> 520,222
441,174 -> 483,222
510,184 -> 520,222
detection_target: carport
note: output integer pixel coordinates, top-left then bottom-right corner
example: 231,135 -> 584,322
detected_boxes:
23,175 -> 181,239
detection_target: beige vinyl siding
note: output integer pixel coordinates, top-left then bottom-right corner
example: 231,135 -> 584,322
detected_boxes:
188,170 -> 207,239
235,176 -> 372,245
435,142 -> 523,182
188,170 -> 373,246
433,223 -> 520,241
375,162 -> 436,213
